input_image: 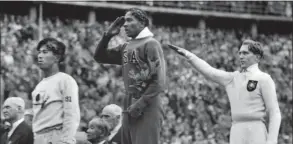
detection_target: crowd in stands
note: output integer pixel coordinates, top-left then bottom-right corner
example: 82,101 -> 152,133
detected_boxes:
107,1 -> 292,17
1,14 -> 292,144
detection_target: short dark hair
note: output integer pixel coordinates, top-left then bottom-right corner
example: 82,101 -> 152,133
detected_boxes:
36,38 -> 66,62
126,8 -> 149,27
241,39 -> 264,59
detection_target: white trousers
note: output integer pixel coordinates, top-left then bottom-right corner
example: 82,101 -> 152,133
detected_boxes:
230,121 -> 267,144
34,127 -> 76,144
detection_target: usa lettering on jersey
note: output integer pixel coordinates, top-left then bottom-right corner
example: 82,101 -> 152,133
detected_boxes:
123,50 -> 138,64
123,50 -> 128,64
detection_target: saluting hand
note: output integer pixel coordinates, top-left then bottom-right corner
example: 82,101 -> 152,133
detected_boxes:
105,16 -> 125,37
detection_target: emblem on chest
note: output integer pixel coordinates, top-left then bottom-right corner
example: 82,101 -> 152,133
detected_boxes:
33,91 -> 49,108
247,80 -> 258,92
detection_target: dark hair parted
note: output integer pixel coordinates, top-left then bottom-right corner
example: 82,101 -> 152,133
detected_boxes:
36,38 -> 66,62
241,39 -> 264,59
126,8 -> 149,27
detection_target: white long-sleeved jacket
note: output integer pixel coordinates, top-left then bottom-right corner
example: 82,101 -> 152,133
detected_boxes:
32,72 -> 80,141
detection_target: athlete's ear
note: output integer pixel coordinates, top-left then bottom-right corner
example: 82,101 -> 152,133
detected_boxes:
255,54 -> 261,62
54,54 -> 61,63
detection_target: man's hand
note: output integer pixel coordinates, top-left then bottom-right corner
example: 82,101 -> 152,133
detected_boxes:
167,44 -> 188,57
105,16 -> 125,37
127,104 -> 143,118
127,98 -> 147,118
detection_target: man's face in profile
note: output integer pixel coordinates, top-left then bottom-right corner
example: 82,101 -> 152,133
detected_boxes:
101,109 -> 119,130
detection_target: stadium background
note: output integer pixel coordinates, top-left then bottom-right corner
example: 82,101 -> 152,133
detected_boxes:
0,1 -> 292,144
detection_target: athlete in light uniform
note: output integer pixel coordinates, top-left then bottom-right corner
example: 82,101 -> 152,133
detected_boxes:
168,40 -> 281,144
32,38 -> 80,144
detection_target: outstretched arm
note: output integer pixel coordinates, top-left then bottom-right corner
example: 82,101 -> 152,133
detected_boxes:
168,44 -> 234,86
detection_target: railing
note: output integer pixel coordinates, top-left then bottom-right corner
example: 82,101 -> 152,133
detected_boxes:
46,1 -> 293,22
105,1 -> 292,17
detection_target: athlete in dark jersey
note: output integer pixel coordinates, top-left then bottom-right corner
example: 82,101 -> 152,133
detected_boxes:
94,8 -> 166,144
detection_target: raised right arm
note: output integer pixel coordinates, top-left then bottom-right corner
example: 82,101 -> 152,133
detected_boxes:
93,33 -> 123,65
94,16 -> 125,65
168,44 -> 234,86
186,52 -> 234,86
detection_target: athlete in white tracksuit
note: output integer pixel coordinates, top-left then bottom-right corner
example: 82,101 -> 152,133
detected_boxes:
168,39 -> 281,144
32,38 -> 80,144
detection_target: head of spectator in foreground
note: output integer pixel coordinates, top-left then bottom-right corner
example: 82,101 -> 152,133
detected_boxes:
123,8 -> 150,38
36,38 -> 65,71
238,39 -> 264,69
2,97 -> 25,124
100,104 -> 122,131
86,117 -> 110,143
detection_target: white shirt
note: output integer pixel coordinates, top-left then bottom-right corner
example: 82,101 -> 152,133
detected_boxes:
32,72 -> 80,139
98,140 -> 106,144
8,118 -> 24,138
225,63 -> 268,121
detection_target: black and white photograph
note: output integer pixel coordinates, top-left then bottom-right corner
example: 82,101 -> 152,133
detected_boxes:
0,1 -> 292,144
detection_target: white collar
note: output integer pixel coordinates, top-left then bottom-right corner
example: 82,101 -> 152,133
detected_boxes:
108,119 -> 122,140
246,63 -> 259,72
135,27 -> 154,39
98,140 -> 106,144
8,118 -> 24,137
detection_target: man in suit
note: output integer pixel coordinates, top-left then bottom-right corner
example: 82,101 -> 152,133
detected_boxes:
1,97 -> 33,144
100,104 -> 122,144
